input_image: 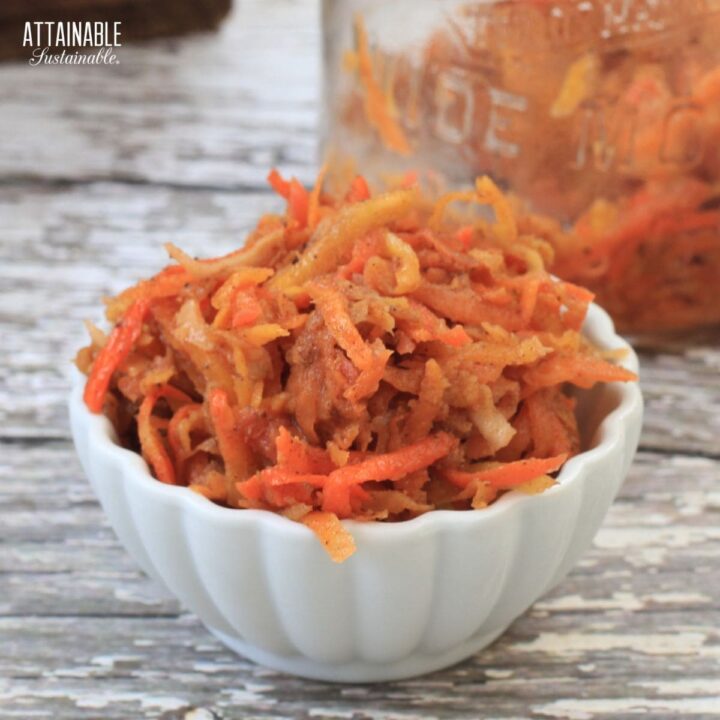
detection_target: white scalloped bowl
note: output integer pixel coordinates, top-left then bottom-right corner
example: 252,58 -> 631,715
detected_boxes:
69,302 -> 642,683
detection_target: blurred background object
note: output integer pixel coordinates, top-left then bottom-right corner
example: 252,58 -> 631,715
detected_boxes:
323,0 -> 720,333
0,0 -> 232,61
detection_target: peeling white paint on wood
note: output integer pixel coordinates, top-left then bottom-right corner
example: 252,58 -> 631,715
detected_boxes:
631,679 -> 720,696
536,590 -> 712,612
534,697 -> 720,718
515,631 -> 718,657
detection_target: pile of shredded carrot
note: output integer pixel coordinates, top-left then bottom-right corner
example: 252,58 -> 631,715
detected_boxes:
549,177 -> 720,332
543,60 -> 720,332
77,169 -> 636,561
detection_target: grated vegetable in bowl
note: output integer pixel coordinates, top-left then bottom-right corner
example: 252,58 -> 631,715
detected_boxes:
77,169 -> 636,561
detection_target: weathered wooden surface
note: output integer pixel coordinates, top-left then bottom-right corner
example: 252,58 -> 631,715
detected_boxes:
0,0 -> 319,188
2,446 -> 720,718
1,0 -> 719,717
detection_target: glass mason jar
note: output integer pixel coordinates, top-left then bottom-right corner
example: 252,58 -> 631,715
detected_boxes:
322,0 -> 720,332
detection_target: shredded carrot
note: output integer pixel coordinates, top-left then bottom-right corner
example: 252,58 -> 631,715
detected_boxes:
353,15 -> 411,156
275,427 -> 336,475
84,299 -> 149,413
78,170 -> 636,561
519,276 -> 543,326
345,175 -> 371,203
523,354 -> 637,390
439,325 -> 472,347
457,226 -> 474,250
270,188 -> 418,290
268,168 -> 311,228
164,233 -> 285,281
443,454 -> 568,491
332,433 -> 455,485
337,231 -> 385,279
319,433 -> 455,517
267,168 -> 292,199
105,267 -> 190,322
414,282 -> 522,330
308,164 -> 329,230
231,290 -> 263,328
404,360 -> 448,442
167,402 -> 205,473
308,282 -> 374,370
289,179 -> 310,227
209,388 -> 252,489
138,385 -> 192,485
302,511 -> 356,563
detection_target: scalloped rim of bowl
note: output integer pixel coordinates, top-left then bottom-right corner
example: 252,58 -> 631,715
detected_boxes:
69,302 -> 642,544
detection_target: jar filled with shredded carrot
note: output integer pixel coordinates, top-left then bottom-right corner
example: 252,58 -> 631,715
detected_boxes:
323,0 -> 720,332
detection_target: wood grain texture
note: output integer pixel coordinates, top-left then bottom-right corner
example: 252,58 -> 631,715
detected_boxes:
0,0 -> 319,188
1,446 -> 719,719
1,0 -> 719,717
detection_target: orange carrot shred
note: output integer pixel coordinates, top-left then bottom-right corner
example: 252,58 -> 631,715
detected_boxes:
84,299 -> 149,413
275,427 -> 337,474
267,168 -> 312,228
231,291 -> 263,328
209,388 -> 252,486
167,402 -> 204,472
354,15 -> 411,156
443,453 -> 568,491
308,164 -> 328,230
289,178 -> 310,227
345,175 -> 371,203
301,511 -> 356,563
322,433 -> 455,517
438,325 -> 472,347
138,385 -> 192,485
457,226 -> 474,250
267,168 -> 291,199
